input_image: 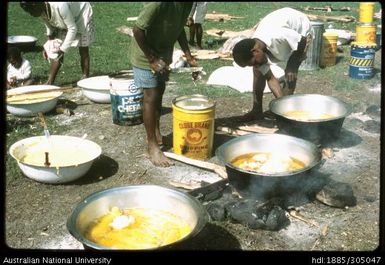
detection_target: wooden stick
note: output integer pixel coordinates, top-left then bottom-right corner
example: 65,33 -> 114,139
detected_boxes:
216,126 -> 251,136
306,14 -> 356,23
7,95 -> 61,103
238,124 -> 278,134
163,151 -> 227,179
7,86 -> 78,98
288,209 -> 320,227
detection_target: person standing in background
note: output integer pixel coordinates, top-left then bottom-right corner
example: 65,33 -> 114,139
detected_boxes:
20,2 -> 95,85
187,2 -> 208,49
130,3 -> 199,167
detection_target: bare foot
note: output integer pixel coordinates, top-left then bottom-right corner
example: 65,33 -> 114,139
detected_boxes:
148,143 -> 173,167
263,110 -> 276,120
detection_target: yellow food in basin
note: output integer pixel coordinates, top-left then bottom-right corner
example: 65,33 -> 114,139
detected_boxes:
231,152 -> 305,174
85,207 -> 192,249
284,110 -> 334,121
20,140 -> 97,167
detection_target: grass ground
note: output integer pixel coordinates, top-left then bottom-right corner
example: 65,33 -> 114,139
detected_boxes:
5,2 -> 382,179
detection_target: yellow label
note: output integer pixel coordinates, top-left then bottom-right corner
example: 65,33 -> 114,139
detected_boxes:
173,119 -> 214,160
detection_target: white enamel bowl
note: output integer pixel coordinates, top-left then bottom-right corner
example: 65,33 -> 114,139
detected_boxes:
6,85 -> 63,117
9,135 -> 102,184
77,76 -> 111,103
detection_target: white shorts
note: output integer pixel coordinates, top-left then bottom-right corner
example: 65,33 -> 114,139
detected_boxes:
55,19 -> 96,47
193,2 -> 208,24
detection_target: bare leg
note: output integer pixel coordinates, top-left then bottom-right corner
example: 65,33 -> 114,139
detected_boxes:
155,83 -> 166,145
46,58 -> 63,85
79,46 -> 90,78
189,25 -> 196,46
22,79 -> 34,86
195,23 -> 203,49
143,87 -> 172,167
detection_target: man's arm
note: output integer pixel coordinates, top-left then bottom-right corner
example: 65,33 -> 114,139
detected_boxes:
285,36 -> 307,82
264,69 -> 284,98
132,26 -> 167,73
177,28 -> 199,79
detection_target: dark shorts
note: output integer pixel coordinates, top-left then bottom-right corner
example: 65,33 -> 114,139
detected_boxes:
132,66 -> 169,89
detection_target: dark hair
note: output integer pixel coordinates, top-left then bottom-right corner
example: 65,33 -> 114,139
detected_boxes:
7,47 -> 22,61
232,38 -> 256,65
20,2 -> 44,14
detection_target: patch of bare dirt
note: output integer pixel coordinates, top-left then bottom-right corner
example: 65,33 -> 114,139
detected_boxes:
4,52 -> 382,255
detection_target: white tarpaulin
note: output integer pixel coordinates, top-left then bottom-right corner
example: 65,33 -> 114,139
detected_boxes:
207,62 -> 285,93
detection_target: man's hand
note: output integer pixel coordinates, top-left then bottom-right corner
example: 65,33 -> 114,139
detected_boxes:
186,16 -> 194,26
9,76 -> 17,87
186,57 -> 199,80
285,71 -> 297,83
285,70 -> 297,93
150,57 -> 169,75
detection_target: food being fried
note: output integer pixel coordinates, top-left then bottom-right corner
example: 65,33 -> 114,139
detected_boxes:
284,110 -> 334,121
85,207 -> 192,249
231,152 -> 305,174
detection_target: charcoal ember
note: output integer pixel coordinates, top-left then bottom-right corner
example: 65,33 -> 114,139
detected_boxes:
315,179 -> 357,208
224,199 -> 289,231
365,105 -> 381,119
205,202 -> 226,221
363,120 -> 380,134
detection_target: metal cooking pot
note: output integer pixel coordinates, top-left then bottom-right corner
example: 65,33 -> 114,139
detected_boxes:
7,35 -> 38,51
269,94 -> 351,144
67,185 -> 209,250
216,134 -> 322,199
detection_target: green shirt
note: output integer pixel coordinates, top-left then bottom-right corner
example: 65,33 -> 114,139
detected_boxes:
130,2 -> 193,69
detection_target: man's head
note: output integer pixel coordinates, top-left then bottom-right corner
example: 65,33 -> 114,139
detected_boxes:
233,38 -> 267,67
7,47 -> 22,68
20,2 -> 45,17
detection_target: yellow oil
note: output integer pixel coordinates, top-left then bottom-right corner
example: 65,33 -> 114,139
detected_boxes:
231,152 -> 305,174
20,142 -> 95,167
284,110 -> 334,121
85,207 -> 192,250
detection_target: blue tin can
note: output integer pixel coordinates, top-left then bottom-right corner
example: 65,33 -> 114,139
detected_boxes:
109,72 -> 143,126
349,42 -> 376,79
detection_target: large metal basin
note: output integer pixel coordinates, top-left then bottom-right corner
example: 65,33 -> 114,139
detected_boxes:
67,185 -> 209,250
216,133 -> 322,199
9,135 -> 102,184
269,94 -> 351,144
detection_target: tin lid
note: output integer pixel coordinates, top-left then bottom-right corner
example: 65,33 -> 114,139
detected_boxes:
351,41 -> 377,48
310,21 -> 325,26
356,22 -> 377,27
173,94 -> 215,110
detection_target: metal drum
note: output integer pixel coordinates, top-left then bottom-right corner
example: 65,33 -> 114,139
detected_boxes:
172,94 -> 215,160
300,21 -> 324,71
109,72 -> 143,126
